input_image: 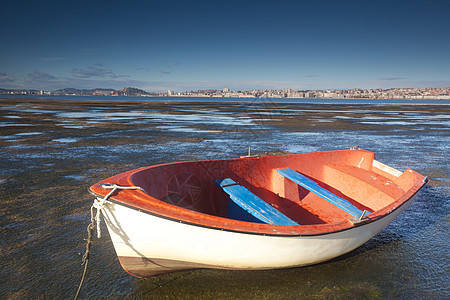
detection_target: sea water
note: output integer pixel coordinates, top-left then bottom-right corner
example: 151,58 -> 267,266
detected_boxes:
0,97 -> 448,298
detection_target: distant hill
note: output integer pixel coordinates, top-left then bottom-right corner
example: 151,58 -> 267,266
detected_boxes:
50,87 -> 151,96
1,86 -> 158,96
119,87 -> 149,96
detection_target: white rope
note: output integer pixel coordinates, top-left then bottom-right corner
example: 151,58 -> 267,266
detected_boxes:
75,183 -> 145,299
92,183 -> 145,238
93,198 -> 105,238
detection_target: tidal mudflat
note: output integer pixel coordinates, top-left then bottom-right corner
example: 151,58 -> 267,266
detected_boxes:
0,98 -> 448,299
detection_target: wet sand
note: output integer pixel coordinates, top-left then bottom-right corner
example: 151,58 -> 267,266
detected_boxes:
1,98 -> 448,298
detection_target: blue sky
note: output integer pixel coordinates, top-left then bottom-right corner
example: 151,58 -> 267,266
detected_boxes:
1,0 -> 449,92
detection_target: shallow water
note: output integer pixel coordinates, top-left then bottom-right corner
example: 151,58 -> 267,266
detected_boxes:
0,98 -> 448,299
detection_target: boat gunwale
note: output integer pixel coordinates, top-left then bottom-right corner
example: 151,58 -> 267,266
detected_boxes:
89,182 -> 424,237
88,151 -> 427,237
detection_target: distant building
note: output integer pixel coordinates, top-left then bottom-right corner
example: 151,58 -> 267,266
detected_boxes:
93,89 -> 113,96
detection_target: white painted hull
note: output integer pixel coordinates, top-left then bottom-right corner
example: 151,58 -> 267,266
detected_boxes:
101,193 -> 417,277
90,150 -> 427,277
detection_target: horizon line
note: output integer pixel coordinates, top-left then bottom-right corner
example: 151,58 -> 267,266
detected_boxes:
2,86 -> 450,93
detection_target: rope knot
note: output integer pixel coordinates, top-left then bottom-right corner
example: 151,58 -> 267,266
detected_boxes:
91,183 -> 145,238
92,198 -> 106,238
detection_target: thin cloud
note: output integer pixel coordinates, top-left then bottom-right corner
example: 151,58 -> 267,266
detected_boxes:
302,75 -> 320,78
378,77 -> 408,81
72,66 -> 121,79
57,77 -> 149,90
78,48 -> 95,56
0,72 -> 16,83
20,70 -> 60,89
162,60 -> 181,66
160,60 -> 181,74
28,70 -> 57,81
42,57 -> 65,61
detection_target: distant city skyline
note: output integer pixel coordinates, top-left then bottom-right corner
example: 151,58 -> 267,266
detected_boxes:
1,0 -> 449,92
3,86 -> 449,101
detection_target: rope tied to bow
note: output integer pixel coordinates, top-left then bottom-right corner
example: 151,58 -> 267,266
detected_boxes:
93,183 -> 145,238
74,183 -> 145,300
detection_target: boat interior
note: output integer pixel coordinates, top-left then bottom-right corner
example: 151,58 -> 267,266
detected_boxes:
128,149 -> 422,226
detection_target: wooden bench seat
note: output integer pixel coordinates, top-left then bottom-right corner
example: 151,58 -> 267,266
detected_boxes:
277,168 -> 368,218
215,178 -> 298,225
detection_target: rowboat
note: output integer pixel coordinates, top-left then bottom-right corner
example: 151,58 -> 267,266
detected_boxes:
89,148 -> 427,278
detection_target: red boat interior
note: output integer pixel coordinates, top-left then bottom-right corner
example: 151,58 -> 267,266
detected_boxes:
113,149 -> 425,227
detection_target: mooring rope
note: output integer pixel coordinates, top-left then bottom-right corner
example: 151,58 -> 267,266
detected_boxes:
74,183 -> 145,300
74,213 -> 95,300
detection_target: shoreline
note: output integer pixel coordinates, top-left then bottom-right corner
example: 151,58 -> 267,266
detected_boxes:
2,86 -> 450,101
2,96 -> 450,106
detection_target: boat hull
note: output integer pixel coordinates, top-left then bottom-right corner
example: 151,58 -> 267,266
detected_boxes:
89,149 -> 427,277
102,192 -> 418,277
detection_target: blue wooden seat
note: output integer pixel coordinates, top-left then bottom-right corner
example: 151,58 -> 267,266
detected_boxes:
277,168 -> 368,218
215,178 -> 298,225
